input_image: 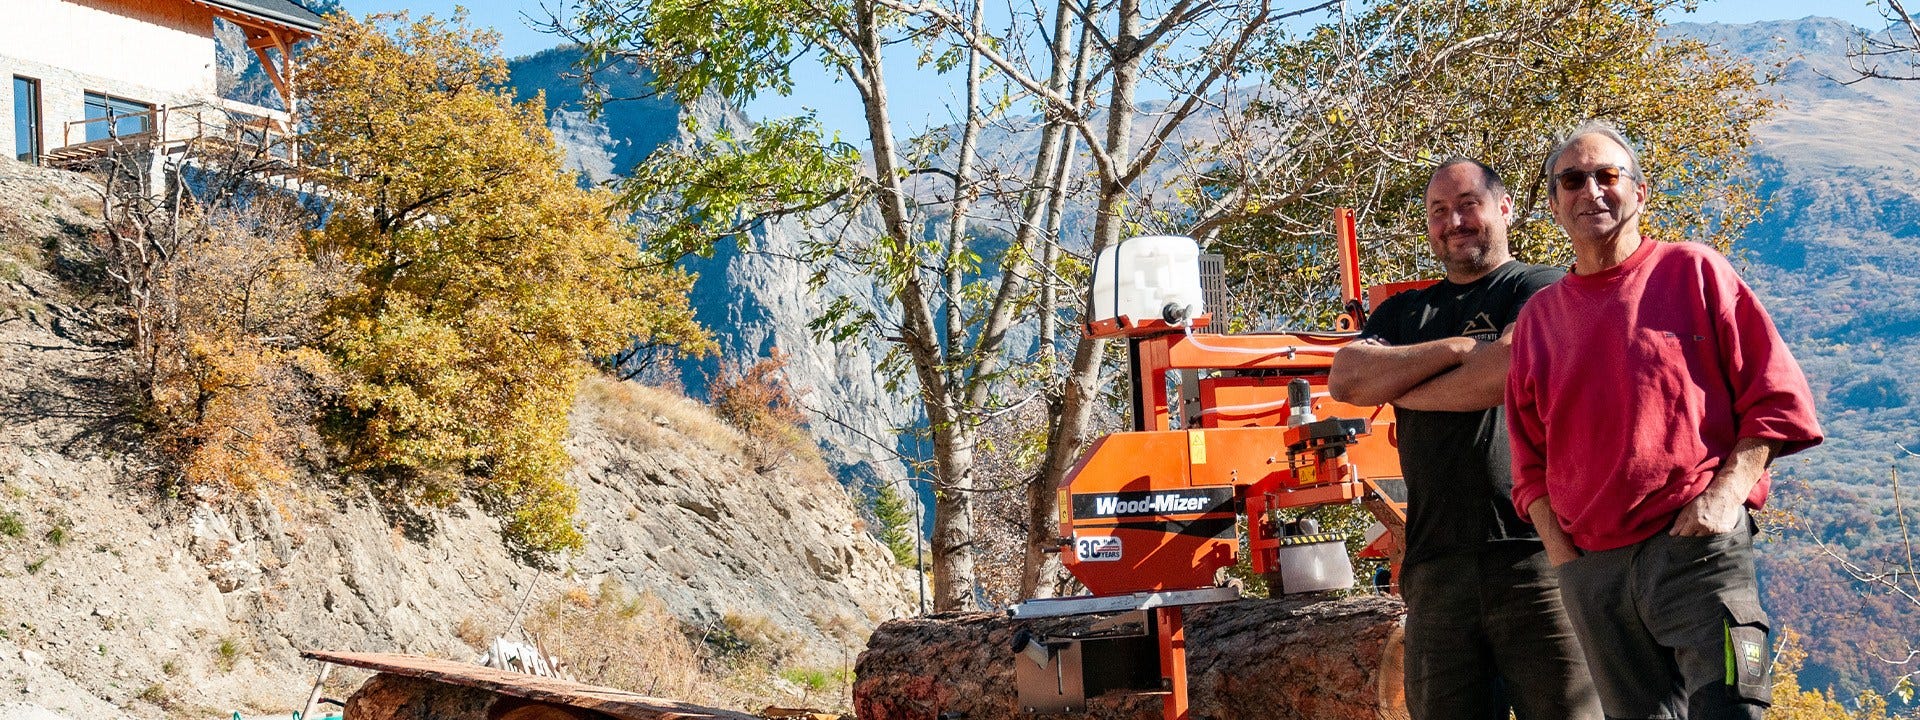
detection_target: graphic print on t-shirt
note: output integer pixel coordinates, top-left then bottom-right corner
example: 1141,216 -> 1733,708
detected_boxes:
1461,311 -> 1500,340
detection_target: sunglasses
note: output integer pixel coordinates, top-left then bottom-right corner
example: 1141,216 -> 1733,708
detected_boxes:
1553,165 -> 1632,192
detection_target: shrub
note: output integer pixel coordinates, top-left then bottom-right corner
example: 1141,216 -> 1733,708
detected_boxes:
453,614 -> 492,650
136,683 -> 177,709
214,637 -> 241,672
42,517 -> 69,547
98,183 -> 345,499
779,666 -> 852,703
90,136 -> 343,498
709,348 -> 821,469
710,348 -> 807,436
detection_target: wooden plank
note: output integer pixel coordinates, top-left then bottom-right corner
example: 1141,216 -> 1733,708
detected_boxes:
300,651 -> 760,720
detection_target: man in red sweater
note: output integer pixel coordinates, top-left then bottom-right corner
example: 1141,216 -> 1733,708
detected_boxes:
1505,121 -> 1823,720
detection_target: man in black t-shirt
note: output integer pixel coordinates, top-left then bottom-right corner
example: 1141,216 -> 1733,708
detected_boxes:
1328,158 -> 1599,720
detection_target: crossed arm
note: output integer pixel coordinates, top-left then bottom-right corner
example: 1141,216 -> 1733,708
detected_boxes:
1327,330 -> 1515,412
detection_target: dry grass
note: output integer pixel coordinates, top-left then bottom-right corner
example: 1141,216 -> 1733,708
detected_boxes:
576,375 -> 836,483
135,682 -> 178,710
577,375 -> 749,461
804,610 -> 867,645
453,613 -> 493,650
524,581 -> 856,715
526,582 -> 707,701
709,612 -> 803,669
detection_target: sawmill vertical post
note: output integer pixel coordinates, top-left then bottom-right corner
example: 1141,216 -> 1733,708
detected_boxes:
1127,336 -> 1175,432
1333,207 -> 1365,332
1157,605 -> 1190,720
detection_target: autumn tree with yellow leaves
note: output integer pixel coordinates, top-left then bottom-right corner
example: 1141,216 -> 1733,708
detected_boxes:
1770,630 -> 1901,720
85,105 -> 347,501
300,12 -> 710,554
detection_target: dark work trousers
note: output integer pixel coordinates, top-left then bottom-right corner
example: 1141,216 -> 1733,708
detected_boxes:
1555,516 -> 1773,720
1399,541 -> 1603,720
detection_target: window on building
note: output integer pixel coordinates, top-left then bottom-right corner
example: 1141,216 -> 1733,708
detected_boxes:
13,77 -> 40,163
83,92 -> 153,142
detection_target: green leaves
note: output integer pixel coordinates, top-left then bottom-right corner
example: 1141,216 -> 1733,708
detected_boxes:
569,0 -> 853,106
621,115 -> 862,260
1213,0 -> 1770,326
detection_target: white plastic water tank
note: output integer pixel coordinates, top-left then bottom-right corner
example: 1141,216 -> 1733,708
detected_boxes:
1089,236 -> 1205,326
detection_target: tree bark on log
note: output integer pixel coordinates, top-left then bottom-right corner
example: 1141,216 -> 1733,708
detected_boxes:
344,674 -> 502,720
854,595 -> 1408,720
325,658 -> 762,720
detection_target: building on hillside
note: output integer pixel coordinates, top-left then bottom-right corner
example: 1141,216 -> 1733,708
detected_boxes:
2,0 -> 325,168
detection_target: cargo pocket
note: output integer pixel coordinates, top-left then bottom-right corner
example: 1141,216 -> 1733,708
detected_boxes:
1724,600 -> 1772,706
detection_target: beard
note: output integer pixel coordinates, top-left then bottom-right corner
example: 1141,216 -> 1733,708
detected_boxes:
1438,231 -> 1502,278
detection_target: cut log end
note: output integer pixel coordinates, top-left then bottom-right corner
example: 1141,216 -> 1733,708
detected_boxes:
854,594 -> 1408,720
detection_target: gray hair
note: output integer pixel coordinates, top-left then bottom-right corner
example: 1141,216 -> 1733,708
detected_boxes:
1544,120 -> 1644,198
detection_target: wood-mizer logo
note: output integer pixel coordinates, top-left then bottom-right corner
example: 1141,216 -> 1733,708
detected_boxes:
1072,487 -> 1234,519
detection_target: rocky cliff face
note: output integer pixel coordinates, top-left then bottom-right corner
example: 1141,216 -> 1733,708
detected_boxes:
0,160 -> 913,718
505,48 -> 916,498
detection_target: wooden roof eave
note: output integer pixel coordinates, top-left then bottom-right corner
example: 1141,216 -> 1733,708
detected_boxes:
186,1 -> 320,117
185,0 -> 322,41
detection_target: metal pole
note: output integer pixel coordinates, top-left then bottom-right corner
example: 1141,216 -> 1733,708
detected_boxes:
298,661 -> 332,720
915,477 -> 927,616
505,567 -> 544,643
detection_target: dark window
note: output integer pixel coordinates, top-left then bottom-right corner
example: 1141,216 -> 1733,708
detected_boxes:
83,91 -> 152,142
13,77 -> 39,163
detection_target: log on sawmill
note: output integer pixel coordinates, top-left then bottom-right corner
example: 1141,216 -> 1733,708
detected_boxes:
853,594 -> 1407,720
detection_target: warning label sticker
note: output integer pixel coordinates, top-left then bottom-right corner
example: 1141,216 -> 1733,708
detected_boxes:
1074,535 -> 1124,562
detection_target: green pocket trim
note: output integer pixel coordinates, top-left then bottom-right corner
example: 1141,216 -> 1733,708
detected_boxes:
1724,617 -> 1735,686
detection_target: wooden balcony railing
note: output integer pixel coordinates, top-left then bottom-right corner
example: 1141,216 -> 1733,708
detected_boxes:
43,103 -> 300,170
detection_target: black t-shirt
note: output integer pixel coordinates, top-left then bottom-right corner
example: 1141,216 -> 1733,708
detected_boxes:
1360,260 -> 1565,565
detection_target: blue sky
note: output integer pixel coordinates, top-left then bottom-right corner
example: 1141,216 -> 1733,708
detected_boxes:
336,1 -> 1892,138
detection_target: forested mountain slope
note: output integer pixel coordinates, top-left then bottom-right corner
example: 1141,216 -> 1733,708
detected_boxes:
1673,17 -> 1920,696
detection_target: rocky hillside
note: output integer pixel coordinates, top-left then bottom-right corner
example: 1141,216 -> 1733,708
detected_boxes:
0,160 -> 913,718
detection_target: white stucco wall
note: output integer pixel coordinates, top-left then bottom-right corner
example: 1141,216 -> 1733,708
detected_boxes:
1,0 -> 220,157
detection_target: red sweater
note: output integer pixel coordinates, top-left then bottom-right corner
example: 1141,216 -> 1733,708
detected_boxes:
1505,239 -> 1823,551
